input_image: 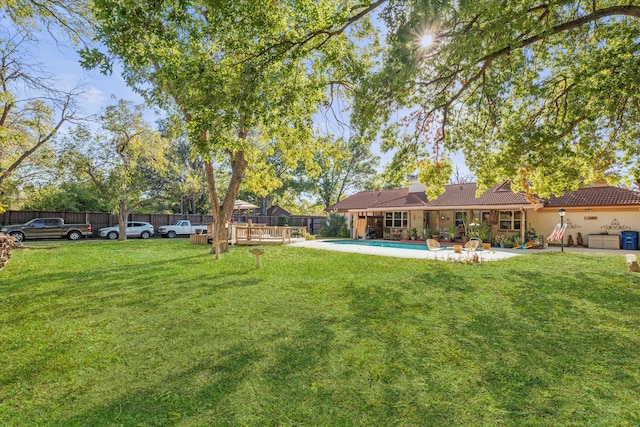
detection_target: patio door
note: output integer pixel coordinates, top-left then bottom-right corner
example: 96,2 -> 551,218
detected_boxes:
366,216 -> 384,238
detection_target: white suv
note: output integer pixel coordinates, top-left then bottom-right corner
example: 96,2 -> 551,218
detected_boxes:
99,222 -> 155,239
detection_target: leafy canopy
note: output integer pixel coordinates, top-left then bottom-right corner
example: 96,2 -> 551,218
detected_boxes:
355,0 -> 640,198
84,0 -> 379,239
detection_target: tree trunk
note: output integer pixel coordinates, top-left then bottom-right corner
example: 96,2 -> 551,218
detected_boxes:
118,201 -> 129,241
204,149 -> 249,256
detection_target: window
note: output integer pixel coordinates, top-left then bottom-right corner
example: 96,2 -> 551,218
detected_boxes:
499,210 -> 521,230
385,211 -> 408,228
454,211 -> 466,228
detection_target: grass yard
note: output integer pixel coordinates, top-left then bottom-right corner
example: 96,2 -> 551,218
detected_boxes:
1,239 -> 639,426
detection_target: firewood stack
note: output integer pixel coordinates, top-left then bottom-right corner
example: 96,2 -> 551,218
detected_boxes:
0,233 -> 18,269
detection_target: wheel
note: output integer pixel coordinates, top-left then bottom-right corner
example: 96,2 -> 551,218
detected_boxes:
9,231 -> 24,242
140,231 -> 151,239
107,231 -> 118,240
67,230 -> 82,241
167,230 -> 176,238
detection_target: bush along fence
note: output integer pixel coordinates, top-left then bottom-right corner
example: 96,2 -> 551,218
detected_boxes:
0,211 -> 325,238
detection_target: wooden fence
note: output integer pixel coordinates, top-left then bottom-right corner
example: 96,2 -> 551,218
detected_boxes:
0,210 -> 324,238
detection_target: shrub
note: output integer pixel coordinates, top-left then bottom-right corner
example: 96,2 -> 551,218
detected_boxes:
317,213 -> 348,238
277,215 -> 300,226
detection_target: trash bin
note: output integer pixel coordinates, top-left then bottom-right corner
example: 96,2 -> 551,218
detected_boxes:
621,231 -> 639,250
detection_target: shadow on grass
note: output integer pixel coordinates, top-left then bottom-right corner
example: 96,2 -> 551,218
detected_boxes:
2,251 -> 263,324
51,318 -> 336,425
57,343 -> 263,426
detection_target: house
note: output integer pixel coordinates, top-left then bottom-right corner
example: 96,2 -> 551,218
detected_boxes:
325,181 -> 640,249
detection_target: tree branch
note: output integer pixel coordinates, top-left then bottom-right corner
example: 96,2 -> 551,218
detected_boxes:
236,0 -> 387,66
478,5 -> 640,65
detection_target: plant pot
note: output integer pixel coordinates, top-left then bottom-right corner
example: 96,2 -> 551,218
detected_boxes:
482,243 -> 491,250
453,244 -> 462,253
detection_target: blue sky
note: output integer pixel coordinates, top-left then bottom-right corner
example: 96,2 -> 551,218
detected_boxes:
36,36 -> 143,118
32,27 -> 471,180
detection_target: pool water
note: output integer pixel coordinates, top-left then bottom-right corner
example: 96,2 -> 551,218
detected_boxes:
331,239 -> 430,251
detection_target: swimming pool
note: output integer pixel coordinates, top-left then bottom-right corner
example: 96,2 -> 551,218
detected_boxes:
331,239 -> 430,251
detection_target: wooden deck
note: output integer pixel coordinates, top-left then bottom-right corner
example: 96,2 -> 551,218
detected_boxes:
189,225 -> 306,246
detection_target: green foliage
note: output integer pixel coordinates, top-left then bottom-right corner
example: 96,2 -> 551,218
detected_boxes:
356,1 -> 640,197
1,240 -> 639,425
87,0 -> 379,225
276,215 -> 300,227
21,181 -> 109,212
317,212 -> 349,237
447,223 -> 457,240
296,134 -> 380,208
1,0 -> 93,46
61,100 -> 172,232
417,158 -> 453,200
0,28 -> 81,206
477,222 -> 492,242
507,234 -> 522,248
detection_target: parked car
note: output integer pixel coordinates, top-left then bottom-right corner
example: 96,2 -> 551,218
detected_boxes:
1,218 -> 92,242
99,222 -> 155,239
158,220 -> 208,238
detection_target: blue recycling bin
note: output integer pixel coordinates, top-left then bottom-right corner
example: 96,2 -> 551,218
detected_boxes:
621,231 -> 639,250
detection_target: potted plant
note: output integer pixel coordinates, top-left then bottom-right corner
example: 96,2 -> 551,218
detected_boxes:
410,228 -> 418,240
507,234 -> 522,248
526,227 -> 537,240
478,222 -> 492,249
447,224 -> 457,241
420,226 -> 431,241
494,234 -> 506,248
402,229 -> 411,240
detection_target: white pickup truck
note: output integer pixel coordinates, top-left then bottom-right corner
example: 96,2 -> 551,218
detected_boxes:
158,220 -> 208,238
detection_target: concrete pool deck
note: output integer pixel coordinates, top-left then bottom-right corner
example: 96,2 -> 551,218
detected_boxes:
289,240 -> 637,261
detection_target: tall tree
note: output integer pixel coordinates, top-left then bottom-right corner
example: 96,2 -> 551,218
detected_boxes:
354,0 -> 640,198
85,0 -> 379,254
1,0 -> 93,45
0,28 -> 84,209
300,134 -> 379,208
0,0 -> 93,210
63,100 -> 171,240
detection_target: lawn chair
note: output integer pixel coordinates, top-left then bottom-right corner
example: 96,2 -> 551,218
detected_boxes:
464,239 -> 480,252
427,239 -> 446,259
463,239 -> 481,263
427,239 -> 443,250
468,237 -> 483,251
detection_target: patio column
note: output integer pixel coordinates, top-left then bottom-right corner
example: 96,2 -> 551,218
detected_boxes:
352,212 -> 358,239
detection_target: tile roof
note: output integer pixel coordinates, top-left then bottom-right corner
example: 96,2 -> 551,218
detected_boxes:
429,183 -> 531,207
545,184 -> 640,207
327,182 -> 531,211
370,191 -> 430,208
326,188 -> 409,211
326,182 -> 640,212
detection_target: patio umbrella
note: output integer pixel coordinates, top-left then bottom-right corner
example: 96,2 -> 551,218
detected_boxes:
233,199 -> 259,210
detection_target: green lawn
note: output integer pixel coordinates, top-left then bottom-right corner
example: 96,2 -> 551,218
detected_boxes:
1,239 -> 639,426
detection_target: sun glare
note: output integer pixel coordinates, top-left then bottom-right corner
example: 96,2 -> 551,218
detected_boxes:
420,33 -> 435,49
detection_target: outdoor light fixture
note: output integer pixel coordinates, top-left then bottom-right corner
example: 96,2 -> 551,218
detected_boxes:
558,208 -> 566,252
